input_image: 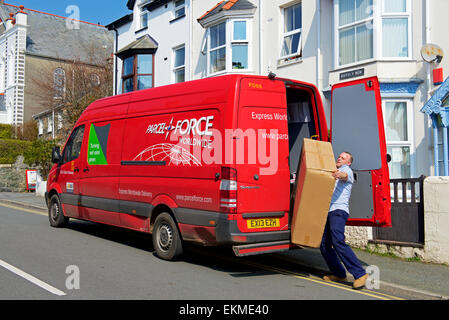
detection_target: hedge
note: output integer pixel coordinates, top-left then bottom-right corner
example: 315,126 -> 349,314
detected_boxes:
0,124 -> 13,139
0,139 -> 32,164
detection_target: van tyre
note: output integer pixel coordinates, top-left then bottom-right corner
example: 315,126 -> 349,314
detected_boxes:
48,194 -> 69,228
152,212 -> 183,261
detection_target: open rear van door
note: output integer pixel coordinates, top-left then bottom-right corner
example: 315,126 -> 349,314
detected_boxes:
331,77 -> 391,227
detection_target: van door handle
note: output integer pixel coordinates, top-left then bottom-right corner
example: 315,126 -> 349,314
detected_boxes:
83,168 -> 90,173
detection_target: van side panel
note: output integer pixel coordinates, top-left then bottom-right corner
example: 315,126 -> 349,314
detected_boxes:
118,77 -> 239,235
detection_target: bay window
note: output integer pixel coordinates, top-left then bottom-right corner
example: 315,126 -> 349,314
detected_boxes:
209,22 -> 226,74
335,0 -> 411,66
207,19 -> 250,75
337,0 -> 374,66
232,21 -> 248,69
122,54 -> 154,93
381,0 -> 410,58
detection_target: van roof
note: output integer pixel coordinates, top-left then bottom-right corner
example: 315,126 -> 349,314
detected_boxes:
78,74 -> 317,124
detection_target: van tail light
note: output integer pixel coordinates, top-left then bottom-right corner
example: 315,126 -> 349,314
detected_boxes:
220,166 -> 237,214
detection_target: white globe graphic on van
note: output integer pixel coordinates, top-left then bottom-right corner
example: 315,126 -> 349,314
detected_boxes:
133,143 -> 202,166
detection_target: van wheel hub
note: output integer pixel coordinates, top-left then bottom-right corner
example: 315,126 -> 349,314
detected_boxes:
157,223 -> 173,251
51,203 -> 59,220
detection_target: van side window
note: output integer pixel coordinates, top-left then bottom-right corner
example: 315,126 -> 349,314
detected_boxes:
62,125 -> 85,164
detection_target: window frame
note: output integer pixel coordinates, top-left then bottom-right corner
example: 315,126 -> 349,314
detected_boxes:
173,45 -> 186,83
38,118 -> 43,135
47,115 -> 53,133
380,0 -> 412,60
140,8 -> 148,30
334,0 -> 375,68
53,68 -> 66,99
206,18 -> 251,76
121,54 -> 155,93
382,98 -> 415,178
280,2 -> 303,60
173,0 -> 186,19
334,0 -> 412,68
137,1 -> 150,31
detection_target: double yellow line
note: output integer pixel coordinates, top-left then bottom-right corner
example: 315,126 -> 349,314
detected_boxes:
235,258 -> 405,300
189,247 -> 405,300
0,202 -> 47,216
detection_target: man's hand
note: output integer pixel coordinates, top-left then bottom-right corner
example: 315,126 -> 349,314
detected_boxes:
332,170 -> 348,181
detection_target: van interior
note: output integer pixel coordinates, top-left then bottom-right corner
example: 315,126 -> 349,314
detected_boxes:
285,87 -> 317,221
286,87 -> 317,179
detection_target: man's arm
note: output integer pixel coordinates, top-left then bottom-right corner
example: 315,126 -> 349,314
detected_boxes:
332,170 -> 348,181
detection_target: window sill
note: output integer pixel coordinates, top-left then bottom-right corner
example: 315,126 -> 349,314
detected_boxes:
135,26 -> 148,34
332,58 -> 416,72
208,69 -> 255,77
277,55 -> 303,68
170,14 -> 186,24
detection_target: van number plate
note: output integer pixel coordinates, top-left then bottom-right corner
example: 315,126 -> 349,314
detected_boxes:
247,218 -> 280,229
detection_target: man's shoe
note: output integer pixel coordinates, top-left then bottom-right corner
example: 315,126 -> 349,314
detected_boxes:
323,275 -> 347,283
352,274 -> 368,290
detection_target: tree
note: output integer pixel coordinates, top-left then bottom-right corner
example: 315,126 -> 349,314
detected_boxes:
23,139 -> 55,178
14,120 -> 38,141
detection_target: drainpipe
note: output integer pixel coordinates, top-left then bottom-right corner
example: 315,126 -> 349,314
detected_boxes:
432,115 -> 440,176
425,0 -> 436,175
113,28 -> 119,95
444,126 -> 449,176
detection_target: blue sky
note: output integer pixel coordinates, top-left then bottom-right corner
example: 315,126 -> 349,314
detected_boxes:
5,1 -> 130,26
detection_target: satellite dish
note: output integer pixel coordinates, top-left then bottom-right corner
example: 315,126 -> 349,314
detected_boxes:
421,43 -> 444,63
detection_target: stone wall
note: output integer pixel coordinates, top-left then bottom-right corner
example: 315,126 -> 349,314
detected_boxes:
345,177 -> 449,266
0,156 -> 28,192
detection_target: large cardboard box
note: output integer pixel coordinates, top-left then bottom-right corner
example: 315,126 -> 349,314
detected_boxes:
291,138 -> 337,247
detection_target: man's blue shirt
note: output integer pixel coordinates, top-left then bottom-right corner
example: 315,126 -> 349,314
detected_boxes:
329,165 -> 354,214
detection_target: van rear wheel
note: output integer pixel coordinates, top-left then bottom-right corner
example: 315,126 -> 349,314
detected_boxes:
152,212 -> 183,261
48,194 -> 69,228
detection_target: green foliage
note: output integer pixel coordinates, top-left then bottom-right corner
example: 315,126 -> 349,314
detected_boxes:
23,139 -> 56,178
0,124 -> 13,139
0,139 -> 31,164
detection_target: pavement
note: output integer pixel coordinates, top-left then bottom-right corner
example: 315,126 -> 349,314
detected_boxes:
1,191 -> 448,300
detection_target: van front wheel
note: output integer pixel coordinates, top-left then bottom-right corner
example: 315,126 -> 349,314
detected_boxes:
48,194 -> 69,228
152,212 -> 183,261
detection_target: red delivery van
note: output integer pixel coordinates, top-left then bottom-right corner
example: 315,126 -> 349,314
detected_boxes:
45,74 -> 391,260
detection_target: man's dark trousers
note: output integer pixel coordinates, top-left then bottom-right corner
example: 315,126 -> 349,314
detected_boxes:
320,209 -> 366,279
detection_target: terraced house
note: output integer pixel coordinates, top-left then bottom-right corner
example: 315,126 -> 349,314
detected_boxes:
109,0 -> 449,178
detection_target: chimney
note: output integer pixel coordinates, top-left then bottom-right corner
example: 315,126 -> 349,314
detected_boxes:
15,5 -> 28,26
5,12 -> 14,30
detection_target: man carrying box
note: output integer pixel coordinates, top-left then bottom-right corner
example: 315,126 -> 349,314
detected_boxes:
320,152 -> 368,290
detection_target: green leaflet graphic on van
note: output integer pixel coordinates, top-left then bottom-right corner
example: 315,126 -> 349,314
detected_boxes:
87,124 -> 110,165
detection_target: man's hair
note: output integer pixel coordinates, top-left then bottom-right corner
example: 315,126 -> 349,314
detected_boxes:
343,151 -> 354,165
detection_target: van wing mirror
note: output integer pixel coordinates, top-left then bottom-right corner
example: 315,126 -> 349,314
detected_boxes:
51,146 -> 61,164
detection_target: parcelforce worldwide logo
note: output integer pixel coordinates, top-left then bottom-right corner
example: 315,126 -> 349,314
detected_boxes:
145,116 -> 214,139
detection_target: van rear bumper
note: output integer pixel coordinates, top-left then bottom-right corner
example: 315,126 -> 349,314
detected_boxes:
173,208 -> 290,246
215,213 -> 290,245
